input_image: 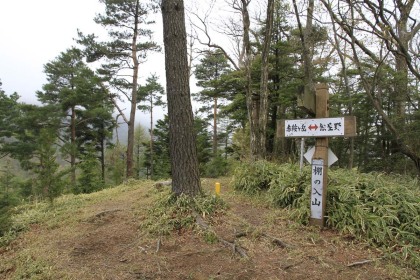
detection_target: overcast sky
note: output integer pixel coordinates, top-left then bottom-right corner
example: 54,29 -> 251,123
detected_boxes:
0,0 -> 165,106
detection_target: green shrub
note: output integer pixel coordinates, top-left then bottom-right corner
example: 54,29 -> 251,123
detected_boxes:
325,171 -> 419,265
231,160 -> 279,193
232,161 -> 420,267
268,164 -> 310,208
204,155 -> 229,178
75,145 -> 104,194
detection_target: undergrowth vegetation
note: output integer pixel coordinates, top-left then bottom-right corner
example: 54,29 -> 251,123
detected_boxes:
232,161 -> 420,268
0,180 -> 151,247
143,189 -> 226,236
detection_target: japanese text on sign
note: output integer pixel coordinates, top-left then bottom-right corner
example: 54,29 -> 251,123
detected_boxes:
311,159 -> 324,219
284,117 -> 345,137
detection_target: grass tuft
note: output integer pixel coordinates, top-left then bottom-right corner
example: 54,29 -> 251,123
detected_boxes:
143,190 -> 227,236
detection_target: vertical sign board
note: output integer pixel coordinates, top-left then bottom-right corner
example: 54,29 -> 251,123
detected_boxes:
311,159 -> 324,219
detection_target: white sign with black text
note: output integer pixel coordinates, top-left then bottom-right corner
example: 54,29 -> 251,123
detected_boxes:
284,117 -> 345,137
310,159 -> 324,219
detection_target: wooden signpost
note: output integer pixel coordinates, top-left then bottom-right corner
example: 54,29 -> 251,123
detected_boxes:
277,83 -> 356,227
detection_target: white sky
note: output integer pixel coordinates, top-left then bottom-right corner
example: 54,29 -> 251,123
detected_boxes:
0,0 -> 98,102
0,0 -> 166,106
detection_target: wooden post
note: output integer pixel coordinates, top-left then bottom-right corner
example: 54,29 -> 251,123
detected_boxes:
310,84 -> 329,227
276,82 -> 356,228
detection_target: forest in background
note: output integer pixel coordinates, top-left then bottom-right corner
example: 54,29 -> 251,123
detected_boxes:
0,0 -> 419,235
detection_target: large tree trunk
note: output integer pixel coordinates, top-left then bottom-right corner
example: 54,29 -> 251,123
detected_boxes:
162,0 -> 201,196
126,0 -> 140,178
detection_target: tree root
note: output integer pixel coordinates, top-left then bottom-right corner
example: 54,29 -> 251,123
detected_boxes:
219,239 -> 248,258
234,229 -> 292,249
194,212 -> 248,258
261,233 -> 293,248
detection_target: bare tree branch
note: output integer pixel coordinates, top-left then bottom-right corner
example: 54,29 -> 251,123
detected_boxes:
190,11 -> 240,70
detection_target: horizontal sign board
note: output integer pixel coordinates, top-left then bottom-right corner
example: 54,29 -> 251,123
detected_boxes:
277,116 -> 357,138
284,117 -> 345,137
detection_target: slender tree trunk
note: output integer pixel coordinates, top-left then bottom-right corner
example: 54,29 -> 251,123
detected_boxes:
100,137 -> 105,183
322,0 -> 420,174
240,0 -> 257,160
135,141 -> 140,179
150,96 -> 154,178
272,7 -> 286,159
162,0 -> 201,196
348,18 -> 420,175
213,97 -> 218,156
304,0 -> 315,96
293,0 -> 315,113
393,1 -> 410,127
70,106 -> 76,185
126,0 -> 140,178
258,0 -> 275,159
329,13 -> 354,168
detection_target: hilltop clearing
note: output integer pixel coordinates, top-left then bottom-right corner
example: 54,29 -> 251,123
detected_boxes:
0,178 -> 418,279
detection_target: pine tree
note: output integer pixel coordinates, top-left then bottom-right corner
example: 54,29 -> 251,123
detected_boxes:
76,145 -> 104,194
37,47 -> 113,186
33,128 -> 64,203
137,74 -> 165,178
0,80 -> 20,158
0,160 -> 18,236
145,116 -> 170,179
78,0 -> 160,179
133,124 -> 148,179
194,50 -> 231,157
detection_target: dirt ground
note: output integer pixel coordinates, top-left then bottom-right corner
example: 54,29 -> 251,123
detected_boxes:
0,178 -> 418,279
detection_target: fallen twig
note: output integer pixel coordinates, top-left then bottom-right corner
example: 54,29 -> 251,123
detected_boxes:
282,260 -> 304,270
156,237 -> 162,253
347,259 -> 374,267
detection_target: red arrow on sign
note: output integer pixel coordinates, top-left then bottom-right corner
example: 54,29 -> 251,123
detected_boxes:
308,124 -> 318,131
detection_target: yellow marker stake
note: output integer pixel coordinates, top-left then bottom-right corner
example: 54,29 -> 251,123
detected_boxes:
215,182 -> 221,196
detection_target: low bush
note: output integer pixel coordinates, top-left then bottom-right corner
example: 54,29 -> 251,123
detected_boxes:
231,160 -> 280,193
232,161 -> 420,268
